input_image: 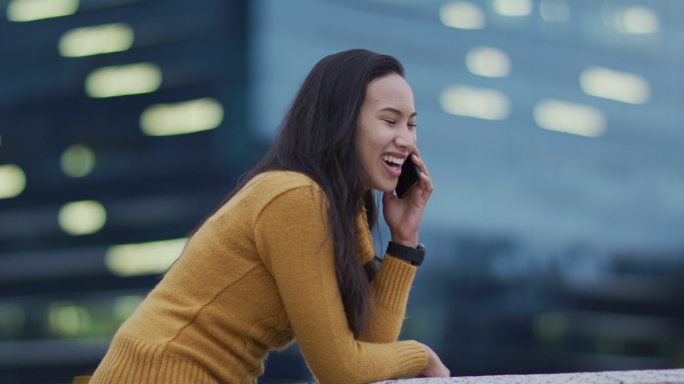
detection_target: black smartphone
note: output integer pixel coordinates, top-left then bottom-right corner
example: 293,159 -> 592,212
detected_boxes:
395,154 -> 420,199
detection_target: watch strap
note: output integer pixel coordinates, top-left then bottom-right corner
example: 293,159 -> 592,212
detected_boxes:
386,241 -> 425,266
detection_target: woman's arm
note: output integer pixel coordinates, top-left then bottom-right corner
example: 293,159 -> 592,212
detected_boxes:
255,186 -> 427,383
363,150 -> 434,343
362,255 -> 417,343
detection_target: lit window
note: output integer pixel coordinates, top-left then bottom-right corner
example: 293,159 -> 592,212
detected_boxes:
465,47 -> 511,78
492,0 -> 532,17
58,200 -> 107,235
140,98 -> 224,136
6,0 -> 78,22
48,301 -> 91,337
440,85 -> 510,120
604,5 -> 659,35
0,164 -> 26,199
580,66 -> 650,104
60,144 -> 96,177
59,23 -> 134,57
534,99 -> 606,137
85,63 -> 162,98
440,1 -> 485,30
539,0 -> 569,22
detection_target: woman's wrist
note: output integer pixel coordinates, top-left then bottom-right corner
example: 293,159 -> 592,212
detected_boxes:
390,235 -> 419,248
386,241 -> 425,266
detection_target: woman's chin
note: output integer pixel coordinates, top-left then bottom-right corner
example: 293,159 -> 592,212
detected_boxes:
373,184 -> 396,194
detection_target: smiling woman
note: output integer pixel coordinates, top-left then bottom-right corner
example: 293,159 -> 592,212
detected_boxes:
89,49 -> 446,383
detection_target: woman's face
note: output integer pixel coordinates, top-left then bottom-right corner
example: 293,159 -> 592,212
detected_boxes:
355,73 -> 417,192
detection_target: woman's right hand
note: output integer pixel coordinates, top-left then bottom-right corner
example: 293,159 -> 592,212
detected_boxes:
418,343 -> 450,377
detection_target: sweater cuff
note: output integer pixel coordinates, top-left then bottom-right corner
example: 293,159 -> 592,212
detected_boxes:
372,255 -> 417,313
394,340 -> 428,378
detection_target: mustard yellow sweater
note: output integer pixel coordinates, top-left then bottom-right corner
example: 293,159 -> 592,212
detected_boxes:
90,171 -> 427,383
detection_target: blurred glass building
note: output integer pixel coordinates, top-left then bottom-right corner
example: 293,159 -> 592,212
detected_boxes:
1,0 -> 683,382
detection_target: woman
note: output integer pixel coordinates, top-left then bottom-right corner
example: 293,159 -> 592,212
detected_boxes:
90,49 -> 449,383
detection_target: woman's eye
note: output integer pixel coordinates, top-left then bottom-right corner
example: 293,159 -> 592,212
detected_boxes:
383,120 -> 395,125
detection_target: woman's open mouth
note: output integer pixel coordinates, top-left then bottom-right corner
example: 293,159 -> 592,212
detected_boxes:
382,155 -> 404,177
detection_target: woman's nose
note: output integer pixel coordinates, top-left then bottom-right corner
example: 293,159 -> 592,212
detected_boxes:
395,127 -> 415,152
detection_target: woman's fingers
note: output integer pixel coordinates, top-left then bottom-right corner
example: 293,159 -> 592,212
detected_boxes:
419,343 -> 450,378
409,152 -> 433,199
411,153 -> 429,177
419,171 -> 433,195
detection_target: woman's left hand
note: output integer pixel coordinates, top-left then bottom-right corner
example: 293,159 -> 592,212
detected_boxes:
382,148 -> 433,247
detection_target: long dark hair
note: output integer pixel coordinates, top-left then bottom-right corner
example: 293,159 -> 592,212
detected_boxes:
228,49 -> 404,336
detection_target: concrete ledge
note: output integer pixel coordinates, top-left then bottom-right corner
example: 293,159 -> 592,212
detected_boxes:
378,369 -> 684,383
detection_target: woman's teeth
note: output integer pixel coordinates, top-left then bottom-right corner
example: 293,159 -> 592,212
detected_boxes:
382,155 -> 405,166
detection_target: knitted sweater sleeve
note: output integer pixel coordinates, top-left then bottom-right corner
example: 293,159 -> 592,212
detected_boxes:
255,186 -> 427,383
362,255 -> 418,343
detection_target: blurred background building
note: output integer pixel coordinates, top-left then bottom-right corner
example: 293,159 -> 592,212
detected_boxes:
0,0 -> 683,382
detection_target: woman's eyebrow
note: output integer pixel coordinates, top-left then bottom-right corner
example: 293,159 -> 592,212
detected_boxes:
378,107 -> 417,118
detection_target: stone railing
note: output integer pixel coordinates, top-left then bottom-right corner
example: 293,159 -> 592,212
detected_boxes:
378,369 -> 684,383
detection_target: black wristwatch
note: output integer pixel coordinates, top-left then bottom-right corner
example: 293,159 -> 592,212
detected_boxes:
386,241 -> 425,266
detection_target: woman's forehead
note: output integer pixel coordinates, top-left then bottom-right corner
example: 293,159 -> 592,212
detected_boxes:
365,74 -> 415,114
